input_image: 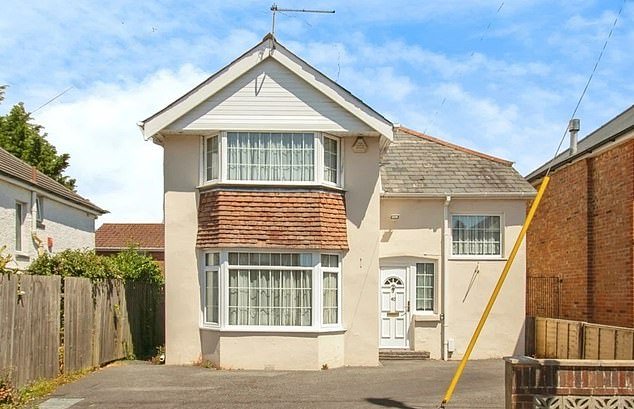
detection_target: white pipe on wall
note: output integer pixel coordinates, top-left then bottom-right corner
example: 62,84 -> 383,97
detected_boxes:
441,195 -> 451,360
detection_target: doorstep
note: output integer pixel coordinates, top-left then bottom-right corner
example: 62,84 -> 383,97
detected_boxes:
379,349 -> 430,361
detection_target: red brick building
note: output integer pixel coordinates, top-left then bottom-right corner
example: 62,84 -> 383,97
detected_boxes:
526,106 -> 634,327
95,223 -> 164,273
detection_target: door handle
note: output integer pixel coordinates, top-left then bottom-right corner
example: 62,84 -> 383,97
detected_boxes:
407,301 -> 410,312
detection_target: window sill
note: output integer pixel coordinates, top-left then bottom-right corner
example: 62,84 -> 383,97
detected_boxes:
199,325 -> 346,334
448,257 -> 507,261
197,181 -> 345,192
413,314 -> 441,322
14,252 -> 30,261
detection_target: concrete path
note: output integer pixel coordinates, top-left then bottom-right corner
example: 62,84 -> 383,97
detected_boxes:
43,359 -> 505,408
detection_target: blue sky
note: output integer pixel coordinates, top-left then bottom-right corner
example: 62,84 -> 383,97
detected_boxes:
1,1 -> 632,223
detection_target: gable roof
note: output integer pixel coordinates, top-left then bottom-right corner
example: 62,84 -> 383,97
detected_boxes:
526,105 -> 634,182
96,223 -> 164,250
0,147 -> 106,214
138,33 -> 393,142
380,127 -> 535,197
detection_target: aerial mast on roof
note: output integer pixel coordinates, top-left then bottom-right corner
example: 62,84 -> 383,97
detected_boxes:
270,3 -> 335,37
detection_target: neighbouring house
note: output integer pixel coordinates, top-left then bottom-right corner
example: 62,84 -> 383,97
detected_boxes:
138,33 -> 535,369
526,105 -> 634,328
0,147 -> 107,269
96,223 -> 165,272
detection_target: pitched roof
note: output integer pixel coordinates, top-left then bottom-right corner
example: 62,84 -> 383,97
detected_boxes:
139,33 -> 393,142
96,223 -> 164,250
197,189 -> 348,250
0,147 -> 106,214
380,127 -> 535,196
526,105 -> 634,182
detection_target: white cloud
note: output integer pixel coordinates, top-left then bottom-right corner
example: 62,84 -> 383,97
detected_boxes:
36,64 -> 208,225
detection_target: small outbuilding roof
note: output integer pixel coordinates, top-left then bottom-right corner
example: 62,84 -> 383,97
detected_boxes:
96,223 -> 165,251
380,127 -> 535,197
526,105 -> 634,182
0,147 -> 106,214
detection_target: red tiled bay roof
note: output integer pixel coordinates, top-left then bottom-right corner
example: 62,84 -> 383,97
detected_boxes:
197,190 -> 348,250
96,223 -> 164,250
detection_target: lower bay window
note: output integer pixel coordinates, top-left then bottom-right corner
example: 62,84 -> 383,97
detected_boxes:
202,251 -> 342,330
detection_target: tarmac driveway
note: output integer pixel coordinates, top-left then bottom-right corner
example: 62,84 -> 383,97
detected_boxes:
42,359 -> 505,408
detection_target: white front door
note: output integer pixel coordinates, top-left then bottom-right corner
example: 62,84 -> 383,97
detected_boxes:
379,267 -> 408,348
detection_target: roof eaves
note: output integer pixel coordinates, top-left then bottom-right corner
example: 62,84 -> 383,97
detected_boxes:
396,127 -> 513,166
526,122 -> 634,182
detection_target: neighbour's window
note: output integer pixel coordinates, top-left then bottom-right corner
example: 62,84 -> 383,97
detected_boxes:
323,136 -> 339,184
227,252 -> 313,326
15,202 -> 24,252
36,196 -> 44,223
451,215 -> 501,256
415,263 -> 434,312
321,254 -> 339,325
205,135 -> 219,181
204,252 -> 220,324
227,132 -> 314,182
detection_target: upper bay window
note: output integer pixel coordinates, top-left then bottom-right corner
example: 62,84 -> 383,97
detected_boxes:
451,215 -> 502,257
203,132 -> 341,186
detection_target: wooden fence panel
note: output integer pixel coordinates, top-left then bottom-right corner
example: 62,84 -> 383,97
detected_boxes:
63,277 -> 94,373
532,317 -> 634,360
534,317 -> 582,359
2,274 -> 164,384
582,323 -> 634,360
0,274 -> 60,387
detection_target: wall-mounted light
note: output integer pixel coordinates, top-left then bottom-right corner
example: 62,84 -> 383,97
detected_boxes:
390,214 -> 400,220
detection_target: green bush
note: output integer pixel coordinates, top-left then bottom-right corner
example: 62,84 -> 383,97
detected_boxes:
28,248 -> 163,284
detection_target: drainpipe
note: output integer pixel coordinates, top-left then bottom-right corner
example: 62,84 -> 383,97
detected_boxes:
441,195 -> 451,360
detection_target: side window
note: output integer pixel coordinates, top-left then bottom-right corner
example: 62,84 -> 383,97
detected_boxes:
415,263 -> 435,312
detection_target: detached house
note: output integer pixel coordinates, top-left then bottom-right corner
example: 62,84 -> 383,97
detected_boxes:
139,34 -> 534,369
0,147 -> 106,269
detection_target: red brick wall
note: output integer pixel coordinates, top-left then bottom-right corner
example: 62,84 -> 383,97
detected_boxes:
587,141 -> 634,326
527,160 -> 589,322
527,140 -> 634,327
505,357 -> 634,409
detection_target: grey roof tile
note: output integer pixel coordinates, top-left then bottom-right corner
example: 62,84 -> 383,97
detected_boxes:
0,147 -> 106,214
380,128 -> 535,196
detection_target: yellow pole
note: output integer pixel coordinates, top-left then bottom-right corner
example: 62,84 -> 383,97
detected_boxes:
440,175 -> 550,408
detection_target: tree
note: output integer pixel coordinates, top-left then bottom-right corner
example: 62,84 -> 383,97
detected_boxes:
0,100 -> 76,190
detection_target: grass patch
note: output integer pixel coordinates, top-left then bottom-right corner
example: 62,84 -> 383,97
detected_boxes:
0,368 -> 94,409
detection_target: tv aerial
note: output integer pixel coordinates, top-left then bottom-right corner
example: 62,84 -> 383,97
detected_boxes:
270,4 -> 335,36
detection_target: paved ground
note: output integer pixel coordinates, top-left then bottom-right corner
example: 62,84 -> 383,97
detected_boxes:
43,359 -> 505,408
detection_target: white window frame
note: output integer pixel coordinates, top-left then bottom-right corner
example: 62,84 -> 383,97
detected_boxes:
199,249 -> 344,333
200,131 -> 343,188
414,262 -> 436,314
15,201 -> 25,252
320,253 -> 342,328
450,213 -> 504,259
35,195 -> 44,224
321,134 -> 341,187
202,252 -> 220,326
203,135 -> 220,182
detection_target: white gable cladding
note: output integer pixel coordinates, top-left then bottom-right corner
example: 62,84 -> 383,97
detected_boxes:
167,59 -> 373,133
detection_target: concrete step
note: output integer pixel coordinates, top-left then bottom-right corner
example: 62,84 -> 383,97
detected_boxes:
379,350 -> 430,360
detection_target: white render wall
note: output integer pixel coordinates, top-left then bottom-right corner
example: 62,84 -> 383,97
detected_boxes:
379,197 -> 528,360
0,178 -> 96,270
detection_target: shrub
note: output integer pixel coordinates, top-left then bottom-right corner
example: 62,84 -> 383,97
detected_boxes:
28,247 -> 163,284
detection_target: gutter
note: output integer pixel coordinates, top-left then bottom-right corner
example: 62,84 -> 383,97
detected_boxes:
381,191 -> 536,199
